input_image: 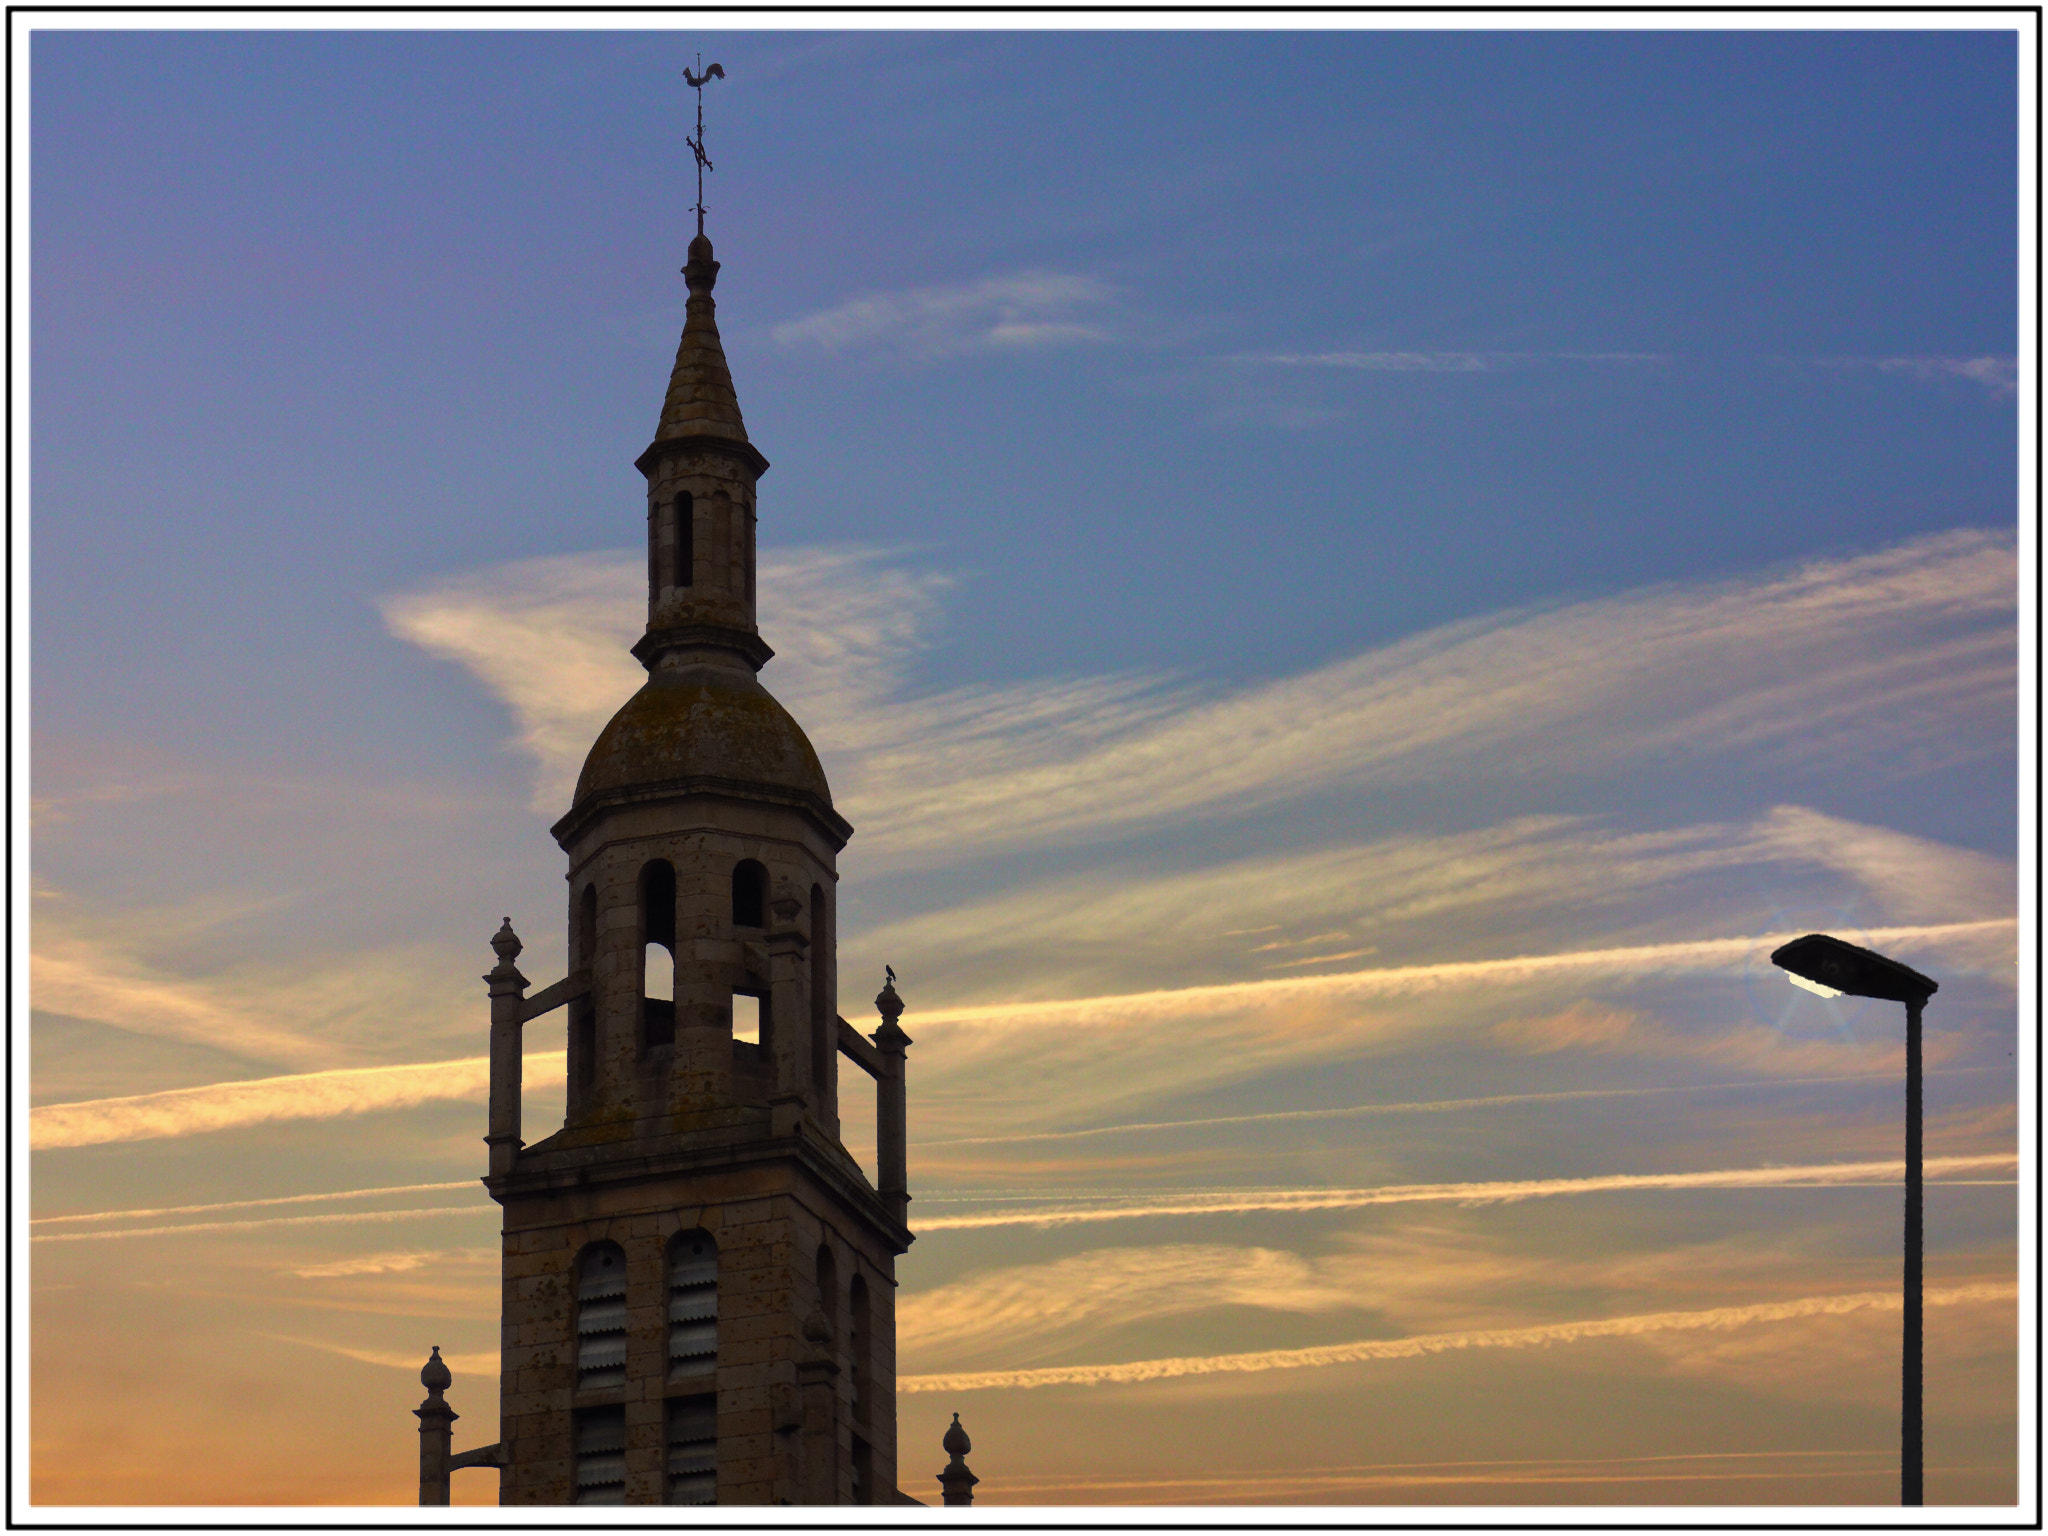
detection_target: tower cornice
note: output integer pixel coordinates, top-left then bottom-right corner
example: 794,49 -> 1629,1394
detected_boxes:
486,1117 -> 914,1256
630,623 -> 775,672
635,431 -> 770,481
550,773 -> 854,853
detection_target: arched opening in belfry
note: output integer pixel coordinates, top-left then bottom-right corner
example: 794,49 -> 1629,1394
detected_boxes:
572,1241 -> 630,1505
731,991 -> 762,1049
668,1229 -> 718,1379
577,883 -> 598,969
641,859 -> 677,1050
671,492 -> 693,590
566,883 -> 600,1099
572,1405 -> 626,1506
731,860 -> 766,929
575,1243 -> 629,1390
665,1229 -> 719,1505
712,489 -> 734,594
809,882 -> 831,1092
741,495 -> 755,609
646,503 -> 660,607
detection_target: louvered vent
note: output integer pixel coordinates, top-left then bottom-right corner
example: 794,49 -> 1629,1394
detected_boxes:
668,1231 -> 717,1381
572,1404 -> 626,1504
666,1393 -> 717,1505
577,1244 -> 628,1390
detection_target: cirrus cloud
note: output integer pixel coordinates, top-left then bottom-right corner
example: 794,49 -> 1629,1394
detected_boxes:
769,271 -> 1115,359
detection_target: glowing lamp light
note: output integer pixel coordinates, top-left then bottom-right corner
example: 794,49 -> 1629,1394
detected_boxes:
1786,971 -> 1844,999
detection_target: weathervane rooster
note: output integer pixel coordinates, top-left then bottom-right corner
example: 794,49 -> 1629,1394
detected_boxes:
685,58 -> 726,237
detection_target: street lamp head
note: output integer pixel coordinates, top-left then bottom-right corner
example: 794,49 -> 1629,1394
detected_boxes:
1770,933 -> 1938,1004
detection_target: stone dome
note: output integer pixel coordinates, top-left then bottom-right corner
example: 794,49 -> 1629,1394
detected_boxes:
572,664 -> 834,811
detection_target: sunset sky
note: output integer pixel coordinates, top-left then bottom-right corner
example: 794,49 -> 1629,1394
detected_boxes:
22,18 -> 2029,1514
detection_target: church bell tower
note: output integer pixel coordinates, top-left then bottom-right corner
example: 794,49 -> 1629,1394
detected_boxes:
472,214 -> 916,1505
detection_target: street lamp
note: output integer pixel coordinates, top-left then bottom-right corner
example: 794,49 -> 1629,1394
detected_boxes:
1769,933 -> 1939,1507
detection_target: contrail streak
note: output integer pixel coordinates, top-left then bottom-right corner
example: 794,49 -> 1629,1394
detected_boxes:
31,1051 -> 565,1150
899,1282 -> 2016,1392
31,1181 -> 479,1226
992,1446 -> 1891,1490
912,1155 -> 2017,1231
30,1204 -> 495,1243
907,920 -> 2013,1030
31,919 -> 2009,1149
262,1334 -> 501,1378
918,1069 -> 1996,1147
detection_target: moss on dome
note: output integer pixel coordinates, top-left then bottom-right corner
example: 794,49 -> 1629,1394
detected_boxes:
572,666 -> 833,810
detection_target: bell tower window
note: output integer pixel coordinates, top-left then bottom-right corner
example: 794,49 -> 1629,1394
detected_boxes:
731,860 -> 766,929
732,991 -> 762,1048
572,1405 -> 627,1505
667,1229 -> 718,1380
809,883 -> 831,1090
641,860 -> 676,1050
672,493 -> 693,590
666,1395 -> 717,1506
575,1243 -> 629,1390
666,1229 -> 719,1505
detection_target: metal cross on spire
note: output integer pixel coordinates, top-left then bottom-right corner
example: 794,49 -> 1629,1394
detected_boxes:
683,56 -> 726,238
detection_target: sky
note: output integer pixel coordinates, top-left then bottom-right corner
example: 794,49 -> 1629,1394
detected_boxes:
19,17 -> 2030,1515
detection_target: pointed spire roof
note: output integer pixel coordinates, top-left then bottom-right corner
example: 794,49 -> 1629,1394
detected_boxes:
638,232 -> 768,477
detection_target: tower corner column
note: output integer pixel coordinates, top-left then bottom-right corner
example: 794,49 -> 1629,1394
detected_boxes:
415,1348 -> 457,1506
872,979 -> 911,1229
485,919 -> 529,1179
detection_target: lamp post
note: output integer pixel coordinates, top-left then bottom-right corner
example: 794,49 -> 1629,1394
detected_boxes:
1769,933 -> 1938,1507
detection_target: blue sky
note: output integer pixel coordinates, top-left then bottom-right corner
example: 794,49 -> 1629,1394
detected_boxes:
25,21 -> 2025,1510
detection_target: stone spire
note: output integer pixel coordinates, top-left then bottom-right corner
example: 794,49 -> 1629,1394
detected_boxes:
641,233 -> 767,476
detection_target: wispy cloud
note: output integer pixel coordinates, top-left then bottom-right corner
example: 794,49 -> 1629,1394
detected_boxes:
31,1053 -> 562,1150
380,546 -> 960,817
32,1204 -> 494,1243
32,1181 -> 476,1225
282,1247 -> 494,1280
39,917 -> 2006,1152
1248,350 -> 1666,372
378,552 -> 649,815
769,271 -> 1114,359
905,921 -> 2011,1032
1812,355 -> 2019,396
899,1282 -> 2015,1392
902,1244 -> 1361,1364
916,1070 -> 1981,1148
847,805 -> 2015,1006
32,890 -> 493,1080
1249,350 -> 2018,399
262,1335 -> 499,1380
31,926 -> 344,1075
987,1449 -> 1902,1502
912,1154 -> 2016,1232
381,530 -> 2014,869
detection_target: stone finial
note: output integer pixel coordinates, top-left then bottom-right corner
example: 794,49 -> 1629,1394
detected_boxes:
874,968 -> 909,1050
938,1413 -> 979,1507
490,918 -> 522,965
684,231 -> 720,292
421,1345 -> 451,1394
